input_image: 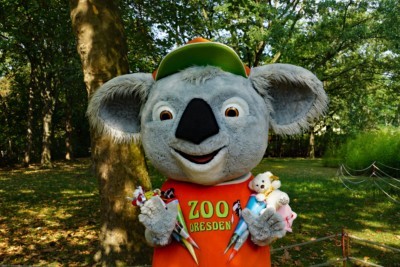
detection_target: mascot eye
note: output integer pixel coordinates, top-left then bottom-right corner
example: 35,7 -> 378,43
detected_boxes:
160,110 -> 173,120
221,97 -> 249,119
152,102 -> 175,121
225,107 -> 240,117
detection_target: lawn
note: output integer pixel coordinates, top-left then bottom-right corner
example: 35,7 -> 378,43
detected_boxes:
0,158 -> 399,266
257,158 -> 400,266
0,159 -> 99,265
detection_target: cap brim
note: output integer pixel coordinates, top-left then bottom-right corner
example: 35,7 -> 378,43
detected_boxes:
155,42 -> 247,80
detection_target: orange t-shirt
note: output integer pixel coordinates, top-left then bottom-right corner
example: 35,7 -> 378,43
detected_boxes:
152,174 -> 271,267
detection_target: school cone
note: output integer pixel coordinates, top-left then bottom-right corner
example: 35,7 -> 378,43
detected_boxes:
224,195 -> 266,254
182,238 -> 199,265
227,230 -> 249,262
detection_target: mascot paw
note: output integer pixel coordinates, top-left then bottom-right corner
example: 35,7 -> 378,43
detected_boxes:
139,196 -> 178,246
242,207 -> 286,246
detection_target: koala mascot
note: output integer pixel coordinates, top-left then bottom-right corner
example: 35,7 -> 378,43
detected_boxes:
87,38 -> 328,267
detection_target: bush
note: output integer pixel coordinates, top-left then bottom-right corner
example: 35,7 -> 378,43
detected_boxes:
323,127 -> 400,174
320,132 -> 348,167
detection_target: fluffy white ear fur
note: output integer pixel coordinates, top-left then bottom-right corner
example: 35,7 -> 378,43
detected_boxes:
86,73 -> 154,143
250,63 -> 328,135
271,180 -> 281,189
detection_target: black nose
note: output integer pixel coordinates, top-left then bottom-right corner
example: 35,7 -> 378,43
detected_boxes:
175,98 -> 219,144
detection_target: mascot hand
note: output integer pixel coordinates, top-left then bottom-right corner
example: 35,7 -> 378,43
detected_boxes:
242,207 -> 286,246
138,196 -> 178,246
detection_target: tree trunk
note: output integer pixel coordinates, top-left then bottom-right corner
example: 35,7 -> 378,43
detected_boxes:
23,78 -> 34,166
65,92 -> 74,161
65,120 -> 74,160
69,1 -> 152,265
40,76 -> 55,168
308,127 -> 315,159
41,108 -> 54,167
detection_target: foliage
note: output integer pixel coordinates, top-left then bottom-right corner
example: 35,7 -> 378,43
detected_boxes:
1,158 -> 399,265
323,127 -> 400,172
265,134 -> 333,158
0,0 -> 90,166
283,0 -> 400,135
0,69 -> 32,164
1,0 -> 400,163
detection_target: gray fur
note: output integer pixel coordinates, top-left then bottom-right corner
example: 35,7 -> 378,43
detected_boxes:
86,73 -> 154,142
250,63 -> 328,135
139,196 -> 178,246
242,207 -> 286,246
87,65 -> 327,184
140,66 -> 269,185
87,63 -> 328,248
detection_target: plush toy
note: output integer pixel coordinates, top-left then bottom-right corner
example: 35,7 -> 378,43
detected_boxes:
249,171 -> 297,232
277,203 -> 298,233
249,171 -> 289,210
87,37 -> 328,267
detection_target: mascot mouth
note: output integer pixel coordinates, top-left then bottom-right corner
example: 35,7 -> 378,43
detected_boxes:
170,147 -> 227,183
175,149 -> 222,164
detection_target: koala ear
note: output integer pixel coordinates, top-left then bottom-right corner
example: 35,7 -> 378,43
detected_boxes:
87,73 -> 154,142
250,63 -> 328,135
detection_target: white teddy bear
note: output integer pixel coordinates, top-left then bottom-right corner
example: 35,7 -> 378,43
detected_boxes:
248,171 -> 290,211
249,171 -> 297,232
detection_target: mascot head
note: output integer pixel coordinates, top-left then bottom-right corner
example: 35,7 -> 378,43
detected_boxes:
87,38 -> 328,185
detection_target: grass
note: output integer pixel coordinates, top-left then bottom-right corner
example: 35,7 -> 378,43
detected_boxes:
256,158 -> 400,266
0,158 -> 399,266
0,159 -> 99,266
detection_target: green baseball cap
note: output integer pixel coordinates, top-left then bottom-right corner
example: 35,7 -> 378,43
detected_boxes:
153,37 -> 249,81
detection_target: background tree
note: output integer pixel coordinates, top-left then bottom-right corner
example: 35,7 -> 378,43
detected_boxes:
2,0 -> 398,164
0,0 -> 89,166
69,0 -> 152,265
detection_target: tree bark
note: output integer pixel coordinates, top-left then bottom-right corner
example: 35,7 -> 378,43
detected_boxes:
65,91 -> 74,161
308,126 -> 315,159
23,69 -> 35,166
65,115 -> 74,161
69,1 -> 152,265
41,82 -> 55,168
41,110 -> 54,167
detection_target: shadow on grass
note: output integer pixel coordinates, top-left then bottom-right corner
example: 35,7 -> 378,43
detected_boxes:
0,159 -> 100,265
1,158 -> 399,266
256,158 -> 400,266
